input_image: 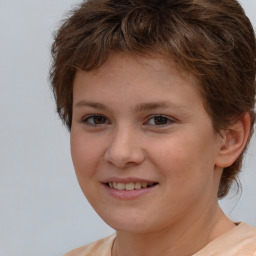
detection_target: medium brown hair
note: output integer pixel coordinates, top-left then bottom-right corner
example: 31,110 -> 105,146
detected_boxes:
50,0 -> 256,198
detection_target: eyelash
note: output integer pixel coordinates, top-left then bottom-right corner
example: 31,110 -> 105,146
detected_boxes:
146,115 -> 175,126
82,115 -> 110,126
81,115 -> 175,127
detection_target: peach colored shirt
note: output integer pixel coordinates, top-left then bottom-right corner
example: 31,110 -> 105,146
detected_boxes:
64,223 -> 256,256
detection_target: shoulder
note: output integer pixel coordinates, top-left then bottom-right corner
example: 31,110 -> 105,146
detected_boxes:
194,223 -> 256,256
64,234 -> 116,256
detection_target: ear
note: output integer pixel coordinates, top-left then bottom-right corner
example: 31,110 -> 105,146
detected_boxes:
215,113 -> 251,168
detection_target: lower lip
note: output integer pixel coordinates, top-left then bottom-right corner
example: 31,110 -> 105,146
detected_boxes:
103,183 -> 158,200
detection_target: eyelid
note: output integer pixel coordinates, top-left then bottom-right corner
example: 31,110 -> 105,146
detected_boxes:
80,114 -> 176,127
82,114 -> 111,126
144,114 -> 176,126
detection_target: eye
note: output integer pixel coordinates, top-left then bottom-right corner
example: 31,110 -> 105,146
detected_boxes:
83,115 -> 109,125
146,115 -> 174,126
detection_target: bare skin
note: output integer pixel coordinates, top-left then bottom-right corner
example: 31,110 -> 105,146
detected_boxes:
71,52 -> 249,256
112,207 -> 235,256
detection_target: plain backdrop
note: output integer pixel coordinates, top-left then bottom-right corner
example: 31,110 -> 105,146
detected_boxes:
0,1 -> 255,255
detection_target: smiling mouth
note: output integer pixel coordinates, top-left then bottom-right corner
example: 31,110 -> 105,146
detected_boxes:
106,182 -> 158,191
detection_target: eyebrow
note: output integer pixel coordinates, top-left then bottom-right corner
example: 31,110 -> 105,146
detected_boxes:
75,100 -> 108,110
74,100 -> 189,113
135,102 -> 179,112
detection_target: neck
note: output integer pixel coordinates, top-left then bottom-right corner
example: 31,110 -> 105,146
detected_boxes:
112,204 -> 235,256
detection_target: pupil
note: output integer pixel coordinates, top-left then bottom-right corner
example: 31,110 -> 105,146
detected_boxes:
94,116 -> 105,124
155,116 -> 167,125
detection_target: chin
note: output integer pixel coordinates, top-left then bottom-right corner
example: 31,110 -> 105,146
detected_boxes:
98,208 -> 162,234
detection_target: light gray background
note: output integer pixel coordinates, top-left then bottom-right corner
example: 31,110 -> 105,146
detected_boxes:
0,1 -> 255,255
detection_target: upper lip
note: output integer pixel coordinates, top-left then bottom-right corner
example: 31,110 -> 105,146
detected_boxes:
101,177 -> 158,184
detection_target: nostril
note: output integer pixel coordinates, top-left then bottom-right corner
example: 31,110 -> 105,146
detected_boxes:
103,135 -> 145,168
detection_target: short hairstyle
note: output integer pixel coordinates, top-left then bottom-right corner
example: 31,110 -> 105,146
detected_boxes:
50,0 -> 256,198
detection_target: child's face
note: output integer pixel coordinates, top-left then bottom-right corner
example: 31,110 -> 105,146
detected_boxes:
71,53 -> 223,233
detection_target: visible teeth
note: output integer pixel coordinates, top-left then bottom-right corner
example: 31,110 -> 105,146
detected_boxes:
134,182 -> 142,189
125,183 -> 135,191
117,183 -> 125,190
142,182 -> 147,188
109,182 -> 156,190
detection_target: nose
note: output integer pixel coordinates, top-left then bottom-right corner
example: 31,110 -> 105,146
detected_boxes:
103,126 -> 145,168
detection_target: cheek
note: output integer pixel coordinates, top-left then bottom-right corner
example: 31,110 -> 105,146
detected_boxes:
70,131 -> 106,205
148,131 -> 216,187
70,131 -> 101,180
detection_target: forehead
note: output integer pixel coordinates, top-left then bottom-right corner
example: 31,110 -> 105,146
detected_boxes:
76,52 -> 197,90
73,52 -> 206,116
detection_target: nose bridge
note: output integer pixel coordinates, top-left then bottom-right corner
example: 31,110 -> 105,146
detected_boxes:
104,123 -> 144,168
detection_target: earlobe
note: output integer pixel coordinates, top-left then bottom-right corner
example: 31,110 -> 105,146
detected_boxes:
215,113 -> 251,168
